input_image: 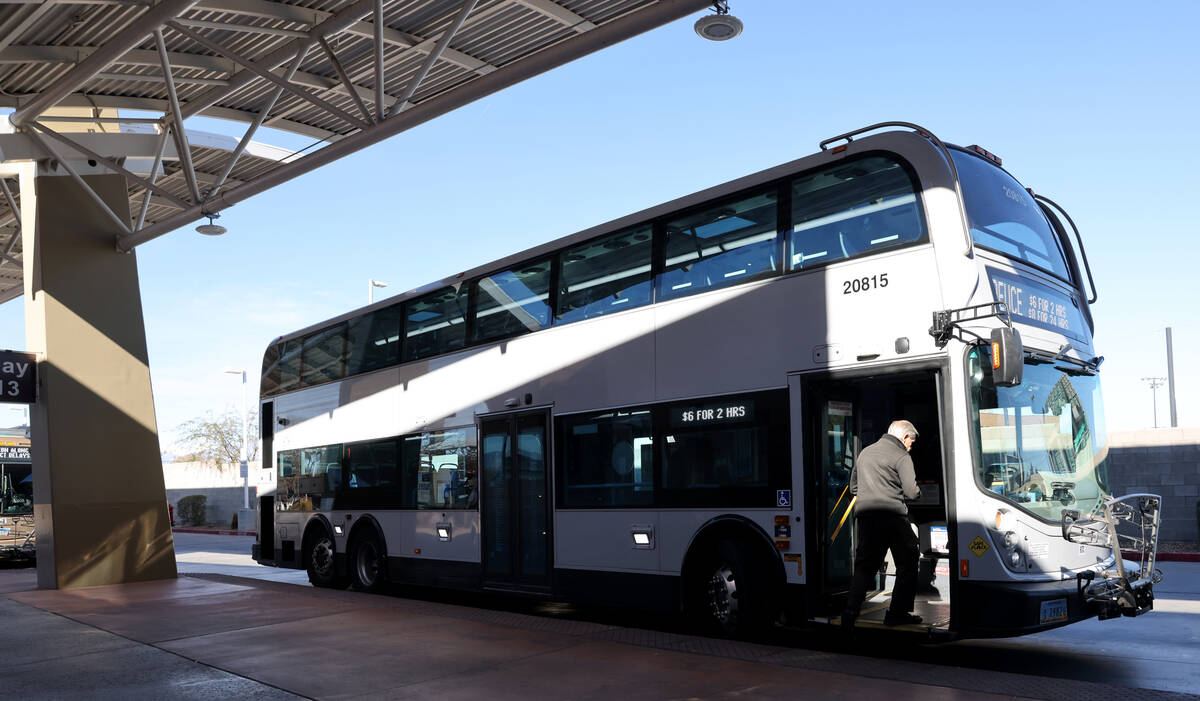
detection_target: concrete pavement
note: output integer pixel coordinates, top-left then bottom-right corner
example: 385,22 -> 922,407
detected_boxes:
1,540 -> 1198,700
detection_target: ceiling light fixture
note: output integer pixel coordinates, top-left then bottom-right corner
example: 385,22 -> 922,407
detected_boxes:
195,213 -> 227,236
694,1 -> 743,41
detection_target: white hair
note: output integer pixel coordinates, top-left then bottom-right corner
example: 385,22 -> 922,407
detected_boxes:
888,420 -> 919,441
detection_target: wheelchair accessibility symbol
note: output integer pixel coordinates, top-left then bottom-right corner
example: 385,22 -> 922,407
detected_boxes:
776,490 -> 792,508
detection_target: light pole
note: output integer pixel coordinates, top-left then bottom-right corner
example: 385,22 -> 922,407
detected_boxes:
1141,376 -> 1166,428
223,368 -> 249,510
368,278 -> 388,303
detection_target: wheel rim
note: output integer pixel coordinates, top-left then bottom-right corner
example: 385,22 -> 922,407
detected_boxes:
311,537 -> 335,578
706,562 -> 738,628
356,540 -> 380,587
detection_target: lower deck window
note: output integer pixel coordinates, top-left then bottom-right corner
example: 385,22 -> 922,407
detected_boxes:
406,428 -> 478,510
559,409 -> 654,507
659,392 -> 789,508
556,389 -> 789,509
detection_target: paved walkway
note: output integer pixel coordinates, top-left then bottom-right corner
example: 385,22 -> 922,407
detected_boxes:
2,567 -> 1198,701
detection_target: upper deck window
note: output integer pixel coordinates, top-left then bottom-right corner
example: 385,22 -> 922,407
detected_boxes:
951,150 -> 1071,280
279,339 -> 301,393
404,286 -> 468,362
301,323 -> 346,386
346,305 -> 402,375
471,259 -> 553,343
556,225 -> 653,323
790,155 -> 924,269
261,343 -> 281,397
659,190 -> 778,301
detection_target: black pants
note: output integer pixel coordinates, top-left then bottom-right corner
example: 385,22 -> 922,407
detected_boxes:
845,511 -> 920,616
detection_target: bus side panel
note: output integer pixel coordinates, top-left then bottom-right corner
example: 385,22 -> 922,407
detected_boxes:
371,509 -> 480,565
653,250 -> 945,402
554,510 -> 661,573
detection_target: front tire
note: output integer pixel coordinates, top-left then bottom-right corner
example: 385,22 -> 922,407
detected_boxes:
349,529 -> 388,593
306,531 -> 349,589
689,539 -> 773,637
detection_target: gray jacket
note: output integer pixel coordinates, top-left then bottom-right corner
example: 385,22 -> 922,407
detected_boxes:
850,434 -> 920,516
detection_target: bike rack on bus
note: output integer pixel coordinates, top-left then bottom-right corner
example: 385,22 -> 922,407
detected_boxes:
928,302 -> 1012,348
820,120 -> 974,258
1061,493 -> 1163,620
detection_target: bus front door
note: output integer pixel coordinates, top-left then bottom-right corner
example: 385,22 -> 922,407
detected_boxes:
815,391 -> 860,610
479,410 -> 551,593
805,369 -> 948,624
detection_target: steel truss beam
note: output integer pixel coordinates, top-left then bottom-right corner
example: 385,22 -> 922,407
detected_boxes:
23,128 -> 132,235
0,0 -> 712,257
390,0 -> 479,116
26,121 -> 191,209
165,20 -> 372,132
194,0 -> 496,74
318,35 -> 374,124
9,0 -> 200,128
208,45 -> 310,197
117,0 -> 714,251
153,29 -> 202,204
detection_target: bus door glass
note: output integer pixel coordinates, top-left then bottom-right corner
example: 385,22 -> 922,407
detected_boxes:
818,395 -> 859,598
480,410 -> 551,590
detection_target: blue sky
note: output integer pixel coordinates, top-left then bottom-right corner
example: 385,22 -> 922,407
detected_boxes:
0,0 -> 1196,444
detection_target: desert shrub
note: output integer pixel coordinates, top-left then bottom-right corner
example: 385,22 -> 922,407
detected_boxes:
176,495 -> 207,526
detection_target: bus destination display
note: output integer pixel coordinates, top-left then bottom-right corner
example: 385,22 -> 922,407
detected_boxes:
671,399 -> 755,427
986,267 -> 1085,342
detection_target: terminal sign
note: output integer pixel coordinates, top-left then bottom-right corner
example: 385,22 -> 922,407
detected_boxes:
0,350 -> 36,404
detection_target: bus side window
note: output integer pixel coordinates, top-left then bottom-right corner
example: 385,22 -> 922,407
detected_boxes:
790,156 -> 925,270
471,259 -> 553,343
347,305 -> 402,375
659,190 -> 778,301
404,287 -> 468,362
556,225 -> 653,325
558,408 -> 654,508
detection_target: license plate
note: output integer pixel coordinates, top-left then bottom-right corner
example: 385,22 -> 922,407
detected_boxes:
1040,598 -> 1068,624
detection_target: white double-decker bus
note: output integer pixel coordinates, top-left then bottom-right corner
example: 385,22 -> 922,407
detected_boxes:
251,122 -> 1160,639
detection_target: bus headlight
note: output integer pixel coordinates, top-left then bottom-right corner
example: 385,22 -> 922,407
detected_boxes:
1009,549 -> 1022,568
1003,531 -> 1018,549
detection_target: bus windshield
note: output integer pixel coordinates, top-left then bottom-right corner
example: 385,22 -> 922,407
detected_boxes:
1,465 -> 33,515
951,150 -> 1071,281
968,348 -> 1110,522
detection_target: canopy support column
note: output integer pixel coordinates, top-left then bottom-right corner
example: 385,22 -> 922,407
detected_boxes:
22,165 -> 176,589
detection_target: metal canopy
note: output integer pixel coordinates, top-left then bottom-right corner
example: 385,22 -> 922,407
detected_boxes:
0,0 -> 712,299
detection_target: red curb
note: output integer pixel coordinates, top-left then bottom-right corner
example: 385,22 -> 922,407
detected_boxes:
172,528 -> 256,536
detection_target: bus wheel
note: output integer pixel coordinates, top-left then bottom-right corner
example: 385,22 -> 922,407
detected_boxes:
692,539 -> 769,637
350,529 -> 387,593
306,531 -> 348,589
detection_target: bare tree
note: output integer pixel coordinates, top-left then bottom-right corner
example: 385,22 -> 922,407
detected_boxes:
175,409 -> 259,469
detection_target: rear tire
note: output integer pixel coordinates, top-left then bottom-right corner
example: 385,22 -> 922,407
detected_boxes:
305,531 -> 349,589
689,539 -> 773,637
349,529 -> 388,593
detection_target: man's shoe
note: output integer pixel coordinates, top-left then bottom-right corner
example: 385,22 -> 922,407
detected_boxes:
840,610 -> 857,633
883,611 -> 923,626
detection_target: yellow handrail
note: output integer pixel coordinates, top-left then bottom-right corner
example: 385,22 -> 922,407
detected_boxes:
830,496 -> 856,543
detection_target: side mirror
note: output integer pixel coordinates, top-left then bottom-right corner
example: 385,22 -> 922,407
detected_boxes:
990,327 -> 1023,387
